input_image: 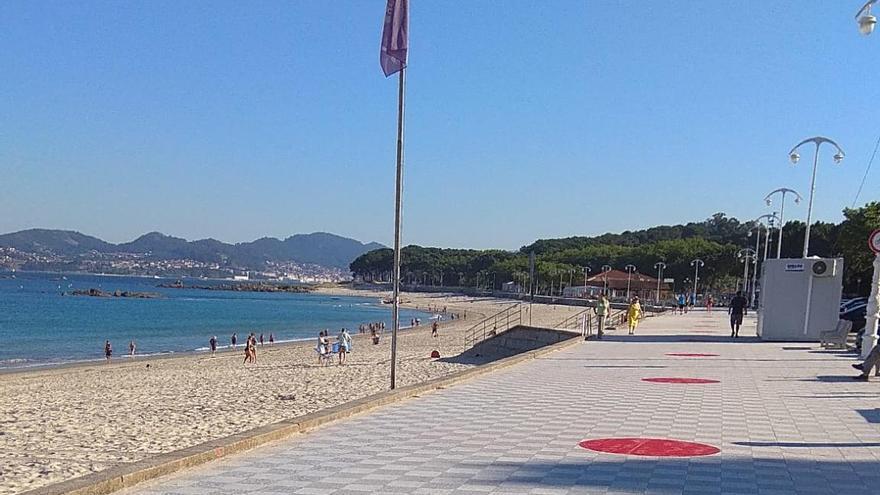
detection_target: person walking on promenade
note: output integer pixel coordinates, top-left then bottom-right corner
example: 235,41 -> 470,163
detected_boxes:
706,295 -> 714,314
677,294 -> 686,315
728,290 -> 748,338
851,342 -> 880,380
104,340 -> 112,362
209,335 -> 217,356
593,293 -> 610,340
627,297 -> 642,335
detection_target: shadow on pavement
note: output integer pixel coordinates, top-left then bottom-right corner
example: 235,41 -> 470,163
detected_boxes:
857,409 -> 880,423
455,458 -> 880,492
598,335 -> 761,344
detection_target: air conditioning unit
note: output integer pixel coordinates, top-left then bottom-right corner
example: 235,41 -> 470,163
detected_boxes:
811,259 -> 837,278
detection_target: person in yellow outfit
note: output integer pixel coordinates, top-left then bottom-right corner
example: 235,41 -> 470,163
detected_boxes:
627,296 -> 642,335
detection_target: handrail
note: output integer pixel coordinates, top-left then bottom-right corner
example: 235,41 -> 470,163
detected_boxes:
555,308 -> 591,332
464,304 -> 522,348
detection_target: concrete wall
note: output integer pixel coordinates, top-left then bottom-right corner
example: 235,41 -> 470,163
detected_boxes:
474,325 -> 579,354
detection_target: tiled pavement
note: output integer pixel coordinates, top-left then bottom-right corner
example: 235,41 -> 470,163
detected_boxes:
122,310 -> 880,494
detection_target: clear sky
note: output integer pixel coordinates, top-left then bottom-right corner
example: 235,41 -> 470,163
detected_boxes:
1,1 -> 878,250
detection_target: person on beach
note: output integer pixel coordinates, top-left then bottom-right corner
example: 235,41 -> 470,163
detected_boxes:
104,340 -> 112,361
371,326 -> 380,345
317,331 -> 330,366
209,336 -> 217,356
248,333 -> 257,363
594,294 -> 610,340
269,333 -> 274,345
129,340 -> 136,356
627,297 -> 642,335
432,320 -> 439,338
338,328 -> 352,365
259,333 -> 264,346
231,333 -> 237,350
728,290 -> 748,338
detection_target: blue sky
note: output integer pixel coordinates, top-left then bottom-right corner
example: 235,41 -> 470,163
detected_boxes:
1,1 -> 878,249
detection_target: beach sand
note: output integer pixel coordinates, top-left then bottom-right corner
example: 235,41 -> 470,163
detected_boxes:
0,290 -> 580,495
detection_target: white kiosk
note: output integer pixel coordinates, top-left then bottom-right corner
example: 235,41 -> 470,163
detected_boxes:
757,258 -> 843,341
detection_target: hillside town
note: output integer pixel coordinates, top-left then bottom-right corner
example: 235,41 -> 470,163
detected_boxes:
0,246 -> 349,282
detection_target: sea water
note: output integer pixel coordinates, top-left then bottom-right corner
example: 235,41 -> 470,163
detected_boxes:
0,271 -> 432,369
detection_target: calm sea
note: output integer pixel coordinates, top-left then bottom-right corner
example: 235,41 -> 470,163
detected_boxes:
0,271 -> 432,369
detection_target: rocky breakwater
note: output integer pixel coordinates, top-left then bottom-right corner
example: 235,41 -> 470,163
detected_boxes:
67,288 -> 162,298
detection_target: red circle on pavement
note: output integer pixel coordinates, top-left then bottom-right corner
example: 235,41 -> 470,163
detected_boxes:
642,377 -> 720,384
579,438 -> 720,457
666,353 -> 719,357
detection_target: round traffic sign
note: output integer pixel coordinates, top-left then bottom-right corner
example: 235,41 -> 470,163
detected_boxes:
870,229 -> 880,254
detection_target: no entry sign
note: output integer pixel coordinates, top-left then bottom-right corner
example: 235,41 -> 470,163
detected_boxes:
870,229 -> 880,255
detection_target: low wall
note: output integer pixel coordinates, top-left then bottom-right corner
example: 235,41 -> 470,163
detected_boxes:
471,325 -> 579,354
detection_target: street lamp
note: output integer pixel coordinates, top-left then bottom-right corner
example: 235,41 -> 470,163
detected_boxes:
624,264 -> 636,300
601,265 -> 611,295
653,262 -> 666,304
737,248 -> 757,304
788,137 -> 844,258
857,1 -> 878,35
690,259 -> 704,303
764,188 -> 802,258
583,266 -> 592,297
755,213 -> 780,264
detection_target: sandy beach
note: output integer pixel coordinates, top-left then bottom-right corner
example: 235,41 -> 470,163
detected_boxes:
0,289 -> 580,495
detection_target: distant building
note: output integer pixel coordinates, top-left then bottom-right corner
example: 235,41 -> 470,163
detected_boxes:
563,269 -> 671,301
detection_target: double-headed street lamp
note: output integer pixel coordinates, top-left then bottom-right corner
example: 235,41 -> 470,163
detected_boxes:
601,265 -> 611,294
788,137 -> 844,258
624,264 -> 637,301
857,1 -> 878,35
737,248 -> 757,304
653,262 -> 666,304
764,188 -> 802,258
690,259 -> 704,302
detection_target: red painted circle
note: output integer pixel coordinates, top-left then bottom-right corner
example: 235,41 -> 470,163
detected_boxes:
666,353 -> 719,357
579,438 -> 720,457
642,377 -> 719,384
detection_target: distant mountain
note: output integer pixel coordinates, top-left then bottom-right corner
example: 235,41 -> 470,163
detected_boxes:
0,229 -> 384,270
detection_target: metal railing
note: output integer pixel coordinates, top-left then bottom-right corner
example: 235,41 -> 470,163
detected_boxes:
464,304 -> 522,348
555,308 -> 593,333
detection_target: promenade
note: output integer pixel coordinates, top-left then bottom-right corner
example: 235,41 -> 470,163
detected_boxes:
122,310 -> 880,495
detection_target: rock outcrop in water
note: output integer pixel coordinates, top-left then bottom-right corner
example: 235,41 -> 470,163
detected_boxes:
67,288 -> 162,298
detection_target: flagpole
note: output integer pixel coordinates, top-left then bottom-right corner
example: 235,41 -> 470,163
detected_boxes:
390,66 -> 406,390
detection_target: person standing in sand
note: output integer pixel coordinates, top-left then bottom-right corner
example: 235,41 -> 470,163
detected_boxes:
104,340 -> 112,361
337,328 -> 352,365
268,333 -> 274,345
626,297 -> 642,335
209,336 -> 217,356
231,333 -> 237,350
129,340 -> 136,356
432,320 -> 439,338
259,333 -> 264,346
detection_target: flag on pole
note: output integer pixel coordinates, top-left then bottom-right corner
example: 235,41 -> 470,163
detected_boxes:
380,0 -> 409,77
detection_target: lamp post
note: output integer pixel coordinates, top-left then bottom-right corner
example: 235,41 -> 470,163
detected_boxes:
737,248 -> 757,302
601,265 -> 611,295
857,1 -> 878,35
788,137 -> 845,258
624,264 -> 636,301
654,262 -> 666,304
690,259 -> 704,304
764,188 -> 802,258
583,266 -> 591,298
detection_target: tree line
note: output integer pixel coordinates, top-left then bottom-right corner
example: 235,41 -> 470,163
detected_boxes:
350,203 -> 880,296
